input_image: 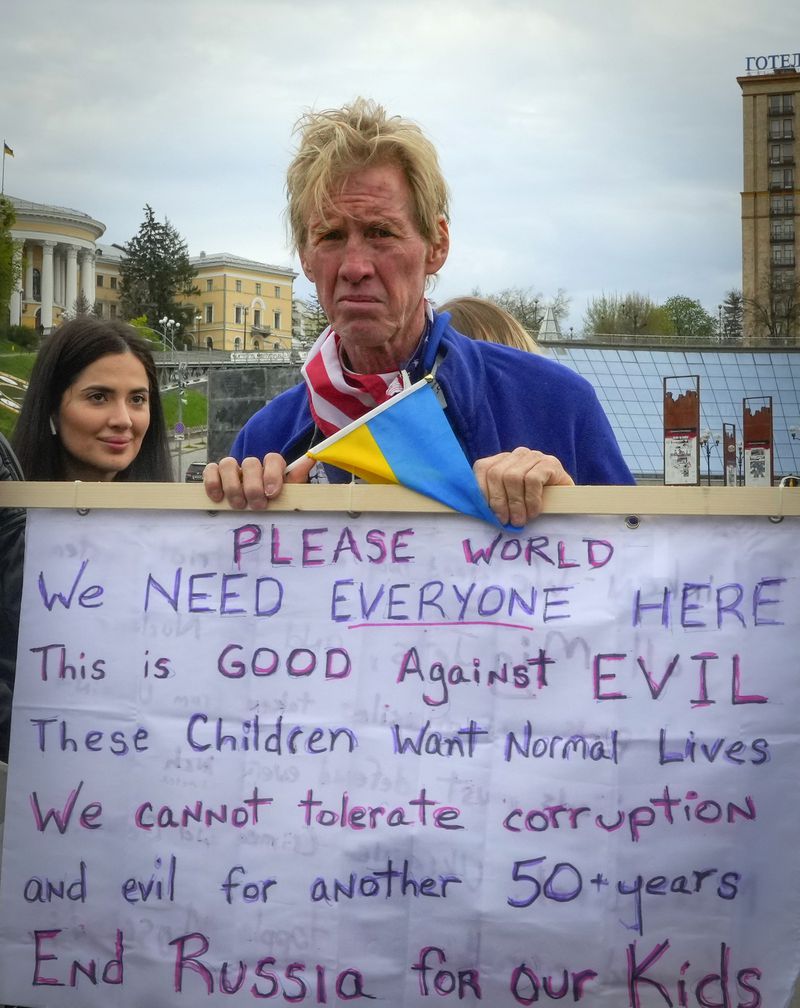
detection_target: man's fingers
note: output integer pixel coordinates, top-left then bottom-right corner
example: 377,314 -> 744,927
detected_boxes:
203,457 -> 249,508
238,456 -> 272,510
259,452 -> 288,498
202,453 -> 302,510
202,461 -> 225,503
284,455 -> 316,484
474,448 -> 574,526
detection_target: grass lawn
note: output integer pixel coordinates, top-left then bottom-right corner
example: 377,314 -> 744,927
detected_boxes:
161,388 -> 208,429
0,352 -> 36,440
0,352 -> 36,381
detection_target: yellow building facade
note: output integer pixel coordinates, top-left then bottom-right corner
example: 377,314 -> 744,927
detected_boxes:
95,247 -> 296,351
738,59 -> 799,340
185,251 -> 296,351
7,197 -> 296,349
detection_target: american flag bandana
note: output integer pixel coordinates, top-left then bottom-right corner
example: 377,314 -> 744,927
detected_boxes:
300,302 -> 434,437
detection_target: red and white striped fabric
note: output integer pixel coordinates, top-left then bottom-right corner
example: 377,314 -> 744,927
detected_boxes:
301,326 -> 406,437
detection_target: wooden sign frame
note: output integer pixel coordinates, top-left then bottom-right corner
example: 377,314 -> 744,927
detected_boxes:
1,482 -> 799,518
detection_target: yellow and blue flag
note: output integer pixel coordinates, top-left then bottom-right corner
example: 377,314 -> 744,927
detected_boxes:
306,376 -> 506,528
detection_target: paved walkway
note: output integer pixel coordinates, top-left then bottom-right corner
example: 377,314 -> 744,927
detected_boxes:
170,435 -> 208,481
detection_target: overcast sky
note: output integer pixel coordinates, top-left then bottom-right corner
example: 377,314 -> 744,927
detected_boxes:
2,0 -> 798,331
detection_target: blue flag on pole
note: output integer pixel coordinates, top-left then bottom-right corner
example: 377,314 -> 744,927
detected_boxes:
306,376 -> 509,528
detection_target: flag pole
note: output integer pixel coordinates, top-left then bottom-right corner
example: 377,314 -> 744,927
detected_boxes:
1,141 -> 13,195
284,375 -> 433,474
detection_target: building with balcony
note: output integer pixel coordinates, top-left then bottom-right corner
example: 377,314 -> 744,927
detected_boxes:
188,252 -> 296,352
94,248 -> 297,351
738,65 -> 799,342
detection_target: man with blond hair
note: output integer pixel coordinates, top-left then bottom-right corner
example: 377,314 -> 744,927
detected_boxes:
204,98 -> 633,525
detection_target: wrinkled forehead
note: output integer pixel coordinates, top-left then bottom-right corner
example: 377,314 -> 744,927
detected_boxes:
305,161 -> 418,232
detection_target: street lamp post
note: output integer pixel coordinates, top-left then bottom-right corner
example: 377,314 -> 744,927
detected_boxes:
790,425 -> 800,470
175,362 -> 188,480
157,316 -> 186,478
699,429 -> 720,486
242,307 -> 249,352
158,316 -> 180,361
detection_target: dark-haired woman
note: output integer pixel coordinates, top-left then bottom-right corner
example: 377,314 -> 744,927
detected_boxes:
12,315 -> 172,482
1,317 -> 173,762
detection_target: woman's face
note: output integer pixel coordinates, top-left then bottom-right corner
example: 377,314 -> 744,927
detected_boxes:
56,352 -> 151,481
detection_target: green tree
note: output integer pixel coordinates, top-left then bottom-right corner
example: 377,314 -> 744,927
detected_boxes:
720,289 -> 744,342
582,292 -> 622,335
643,304 -> 674,336
663,295 -> 716,341
0,196 -> 22,334
61,290 -> 99,321
119,205 -> 198,338
745,279 -> 800,344
296,294 -> 328,349
583,291 -> 667,338
619,293 -> 658,335
486,285 -> 570,334
126,314 -> 163,350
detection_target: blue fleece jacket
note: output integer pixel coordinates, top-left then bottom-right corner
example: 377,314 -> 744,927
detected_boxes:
230,312 -> 635,486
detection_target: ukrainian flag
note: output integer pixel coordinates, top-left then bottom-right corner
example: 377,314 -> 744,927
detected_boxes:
307,376 -> 508,528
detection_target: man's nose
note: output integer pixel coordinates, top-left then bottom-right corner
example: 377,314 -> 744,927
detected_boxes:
339,235 -> 374,282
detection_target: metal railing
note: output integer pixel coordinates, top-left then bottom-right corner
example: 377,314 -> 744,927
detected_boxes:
537,332 -> 800,350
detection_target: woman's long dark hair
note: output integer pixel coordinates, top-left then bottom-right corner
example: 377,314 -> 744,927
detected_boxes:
12,317 -> 173,481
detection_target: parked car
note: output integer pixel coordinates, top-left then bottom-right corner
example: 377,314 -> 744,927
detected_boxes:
185,462 -> 206,483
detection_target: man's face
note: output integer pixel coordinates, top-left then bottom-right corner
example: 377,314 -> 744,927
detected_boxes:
300,162 -> 449,373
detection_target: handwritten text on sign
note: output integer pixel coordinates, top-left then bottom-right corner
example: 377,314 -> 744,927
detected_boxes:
0,508 -> 798,1006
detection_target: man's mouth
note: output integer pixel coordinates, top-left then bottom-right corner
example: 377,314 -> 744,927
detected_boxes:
339,294 -> 380,304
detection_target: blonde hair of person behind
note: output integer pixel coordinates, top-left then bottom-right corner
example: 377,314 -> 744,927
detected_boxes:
439,296 -> 540,353
286,97 -> 450,253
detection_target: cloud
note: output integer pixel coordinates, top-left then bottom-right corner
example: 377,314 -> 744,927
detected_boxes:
3,0 -> 799,331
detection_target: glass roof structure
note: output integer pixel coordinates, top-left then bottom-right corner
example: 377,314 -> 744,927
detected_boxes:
540,342 -> 800,481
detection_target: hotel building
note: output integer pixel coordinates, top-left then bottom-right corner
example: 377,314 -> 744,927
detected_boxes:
738,61 -> 799,341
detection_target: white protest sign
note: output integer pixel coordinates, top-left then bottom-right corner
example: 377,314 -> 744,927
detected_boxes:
0,507 -> 799,1007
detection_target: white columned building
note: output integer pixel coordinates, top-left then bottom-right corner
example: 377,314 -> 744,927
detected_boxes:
53,248 -> 64,308
79,249 -> 95,307
8,246 -> 23,326
65,244 -> 78,313
40,242 -> 55,331
5,197 -> 105,334
24,256 -> 33,304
